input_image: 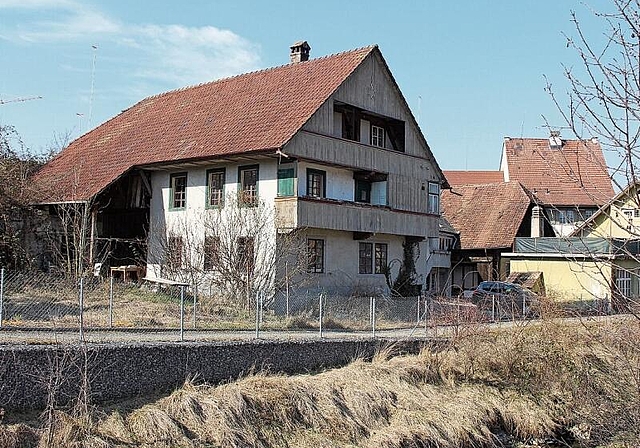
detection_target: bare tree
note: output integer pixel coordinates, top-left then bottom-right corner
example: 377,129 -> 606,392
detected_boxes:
149,194 -> 310,306
542,1 -> 640,313
546,0 -> 640,189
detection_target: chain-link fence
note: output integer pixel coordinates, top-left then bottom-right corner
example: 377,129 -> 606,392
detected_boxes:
0,268 -> 545,344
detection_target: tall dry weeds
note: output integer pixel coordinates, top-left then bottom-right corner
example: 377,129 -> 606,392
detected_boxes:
4,316 -> 640,447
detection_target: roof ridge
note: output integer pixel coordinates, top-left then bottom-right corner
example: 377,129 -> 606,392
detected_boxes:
139,44 -> 378,104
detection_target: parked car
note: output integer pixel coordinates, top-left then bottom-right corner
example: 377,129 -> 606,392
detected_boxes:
471,281 -> 538,319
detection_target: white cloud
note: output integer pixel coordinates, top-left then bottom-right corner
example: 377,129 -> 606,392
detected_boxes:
133,25 -> 260,85
1,0 -> 261,87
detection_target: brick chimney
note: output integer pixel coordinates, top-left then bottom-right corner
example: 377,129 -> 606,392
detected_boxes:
290,41 -> 311,63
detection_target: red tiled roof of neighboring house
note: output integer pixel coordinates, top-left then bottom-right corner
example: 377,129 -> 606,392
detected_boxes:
441,182 -> 532,250
33,46 -> 377,202
503,137 -> 614,207
444,170 -> 504,186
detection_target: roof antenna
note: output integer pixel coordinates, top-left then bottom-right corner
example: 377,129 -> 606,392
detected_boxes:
417,95 -> 422,129
88,44 -> 98,129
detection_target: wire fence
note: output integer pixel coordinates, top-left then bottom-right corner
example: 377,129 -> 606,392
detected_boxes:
0,268 -> 545,344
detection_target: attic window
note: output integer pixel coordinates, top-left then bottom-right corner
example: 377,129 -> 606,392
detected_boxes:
334,102 -> 405,151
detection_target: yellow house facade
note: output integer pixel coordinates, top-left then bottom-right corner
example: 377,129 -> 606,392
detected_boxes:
504,183 -> 640,309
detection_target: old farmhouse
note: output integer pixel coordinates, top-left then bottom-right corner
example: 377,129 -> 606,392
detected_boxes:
33,43 -> 447,298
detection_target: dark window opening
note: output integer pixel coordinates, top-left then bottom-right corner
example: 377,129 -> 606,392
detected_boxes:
375,243 -> 388,274
307,168 -> 326,198
307,238 -> 325,273
207,169 -> 225,207
334,102 -> 405,152
203,236 -> 220,271
355,179 -> 371,203
239,165 -> 259,206
359,242 -> 373,274
237,236 -> 255,275
167,235 -> 183,268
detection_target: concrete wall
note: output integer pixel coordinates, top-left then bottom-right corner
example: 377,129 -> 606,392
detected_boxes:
0,338 -> 428,412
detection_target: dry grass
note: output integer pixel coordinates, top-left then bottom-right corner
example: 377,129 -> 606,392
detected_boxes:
4,317 -> 640,447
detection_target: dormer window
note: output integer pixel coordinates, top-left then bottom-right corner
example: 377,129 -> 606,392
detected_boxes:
370,125 -> 385,148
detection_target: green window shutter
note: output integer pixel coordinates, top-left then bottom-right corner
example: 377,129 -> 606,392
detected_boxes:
278,168 -> 295,197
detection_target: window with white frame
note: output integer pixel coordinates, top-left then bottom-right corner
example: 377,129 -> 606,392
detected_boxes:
207,168 -> 225,208
170,173 -> 187,210
238,165 -> 258,206
306,169 -> 326,198
615,267 -> 632,298
370,125 -> 385,148
428,182 -> 440,215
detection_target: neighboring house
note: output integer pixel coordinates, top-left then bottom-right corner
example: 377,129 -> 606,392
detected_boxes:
505,182 -> 640,308
501,134 -> 614,236
425,217 -> 459,296
33,42 -> 447,297
445,133 -> 614,237
572,181 -> 640,239
440,182 -> 546,295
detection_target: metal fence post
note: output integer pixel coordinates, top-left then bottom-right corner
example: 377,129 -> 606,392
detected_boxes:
79,277 -> 85,342
319,293 -> 324,338
180,285 -> 185,342
372,296 -> 376,338
285,263 -> 290,319
0,268 -> 4,329
522,294 -> 526,317
417,295 -> 421,324
492,295 -> 496,322
255,290 -> 260,339
369,296 -> 373,326
108,275 -> 114,328
424,295 -> 428,335
193,286 -> 197,329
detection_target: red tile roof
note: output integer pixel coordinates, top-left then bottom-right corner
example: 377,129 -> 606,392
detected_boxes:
503,138 -> 614,207
34,46 -> 377,202
441,182 -> 532,250
444,170 -> 504,186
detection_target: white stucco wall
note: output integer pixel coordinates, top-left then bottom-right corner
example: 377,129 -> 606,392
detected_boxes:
146,160 -> 279,280
297,161 -> 355,201
299,228 -> 428,296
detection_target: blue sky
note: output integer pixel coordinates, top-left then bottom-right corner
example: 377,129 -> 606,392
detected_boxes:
0,0 -> 610,170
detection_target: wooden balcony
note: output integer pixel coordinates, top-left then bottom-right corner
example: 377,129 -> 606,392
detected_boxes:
275,196 -> 434,238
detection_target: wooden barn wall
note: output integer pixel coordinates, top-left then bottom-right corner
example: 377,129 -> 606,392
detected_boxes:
302,52 -> 431,161
285,131 -> 433,213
